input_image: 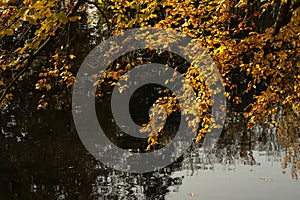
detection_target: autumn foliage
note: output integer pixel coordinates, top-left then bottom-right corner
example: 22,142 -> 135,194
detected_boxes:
1,0 -> 300,152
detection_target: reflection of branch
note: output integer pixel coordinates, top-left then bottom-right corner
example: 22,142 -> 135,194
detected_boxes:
0,0 -> 85,103
85,0 -> 111,31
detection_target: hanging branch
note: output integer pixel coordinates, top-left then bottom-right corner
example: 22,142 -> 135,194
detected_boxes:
0,0 -> 85,103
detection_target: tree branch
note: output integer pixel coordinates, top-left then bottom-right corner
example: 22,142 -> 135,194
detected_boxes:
0,0 -> 85,104
272,0 -> 297,36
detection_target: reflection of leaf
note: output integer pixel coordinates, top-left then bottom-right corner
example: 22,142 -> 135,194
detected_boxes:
259,178 -> 273,182
188,193 -> 198,197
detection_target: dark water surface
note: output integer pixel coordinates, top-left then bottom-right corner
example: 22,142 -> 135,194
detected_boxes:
0,95 -> 299,200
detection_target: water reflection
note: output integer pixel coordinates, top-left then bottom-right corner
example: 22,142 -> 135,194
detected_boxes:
1,93 -> 299,200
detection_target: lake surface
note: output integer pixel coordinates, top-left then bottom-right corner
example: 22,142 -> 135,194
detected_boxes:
1,96 -> 299,199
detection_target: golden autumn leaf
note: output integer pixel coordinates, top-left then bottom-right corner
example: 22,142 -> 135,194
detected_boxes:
69,16 -> 81,22
69,55 -> 76,59
4,29 -> 14,36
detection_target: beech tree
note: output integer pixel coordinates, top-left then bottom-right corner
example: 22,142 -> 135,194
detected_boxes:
1,0 -> 300,151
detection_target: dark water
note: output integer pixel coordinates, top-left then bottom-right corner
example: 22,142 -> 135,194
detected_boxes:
0,93 -> 299,200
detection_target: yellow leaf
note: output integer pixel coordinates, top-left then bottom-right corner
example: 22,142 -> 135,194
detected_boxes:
24,15 -> 38,25
246,68 -> 251,74
45,84 -> 51,91
40,33 -> 48,40
69,16 -> 81,22
87,18 -> 96,23
69,55 -> 76,59
4,29 -> 14,36
57,12 -> 68,24
23,0 -> 31,5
